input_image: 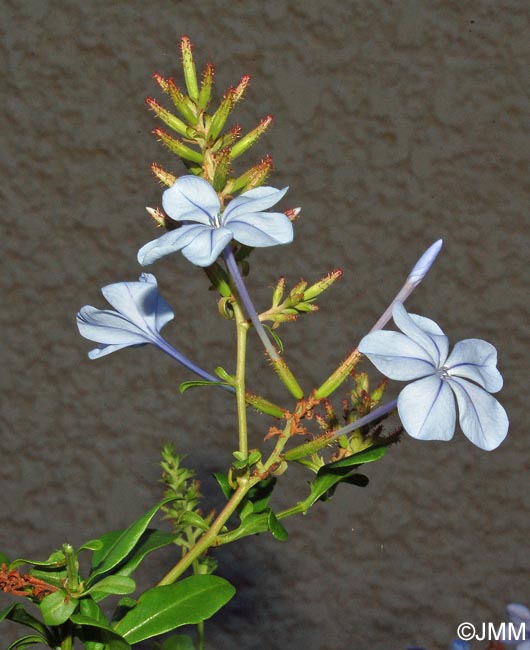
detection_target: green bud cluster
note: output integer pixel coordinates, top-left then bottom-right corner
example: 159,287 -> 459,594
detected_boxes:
261,269 -> 342,329
147,36 -> 274,199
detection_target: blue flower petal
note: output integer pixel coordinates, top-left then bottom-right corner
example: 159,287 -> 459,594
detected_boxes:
162,175 -> 220,225
507,603 -> 530,631
223,185 -> 288,222
393,302 -> 449,367
138,224 -> 213,266
397,375 -> 456,441
448,377 -> 509,450
226,211 -> 293,247
358,330 -> 436,380
445,338 -> 503,393
77,306 -> 151,345
101,280 -> 163,333
180,225 -> 233,267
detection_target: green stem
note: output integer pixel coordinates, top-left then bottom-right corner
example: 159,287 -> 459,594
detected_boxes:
232,300 -> 249,458
157,479 -> 259,586
197,620 -> 205,650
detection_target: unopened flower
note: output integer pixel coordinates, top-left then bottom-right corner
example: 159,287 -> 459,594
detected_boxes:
358,302 -> 508,451
138,175 -> 293,268
77,273 -> 225,386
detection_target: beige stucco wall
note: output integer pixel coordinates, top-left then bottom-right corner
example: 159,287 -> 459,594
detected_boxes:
1,1 -> 528,648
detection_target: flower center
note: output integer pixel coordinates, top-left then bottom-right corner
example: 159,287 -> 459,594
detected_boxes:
211,210 -> 223,229
436,365 -> 451,380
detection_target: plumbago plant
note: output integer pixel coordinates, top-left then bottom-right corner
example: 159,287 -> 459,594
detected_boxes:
0,37 -> 509,650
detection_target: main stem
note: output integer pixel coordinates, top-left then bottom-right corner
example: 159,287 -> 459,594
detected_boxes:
232,300 -> 249,457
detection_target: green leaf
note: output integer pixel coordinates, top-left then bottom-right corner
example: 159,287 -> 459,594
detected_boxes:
179,380 -> 231,393
267,510 -> 288,541
178,511 -> 209,531
79,596 -> 108,624
6,635 -> 48,650
0,603 -> 51,638
302,463 -> 373,512
72,612 -> 130,650
90,529 -> 177,596
0,551 -> 9,565
322,446 -> 387,470
263,324 -> 284,352
159,634 -> 196,650
84,575 -> 136,599
78,539 -> 104,552
213,472 -> 233,500
113,529 -> 178,578
88,498 -> 176,585
10,549 -> 65,570
39,589 -> 78,626
245,477 -> 276,513
114,575 -> 235,643
91,530 -> 122,569
29,566 -> 68,588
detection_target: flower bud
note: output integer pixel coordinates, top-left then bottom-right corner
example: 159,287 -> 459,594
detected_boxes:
153,128 -> 203,164
271,276 -> 285,307
146,97 -> 190,138
150,163 -> 177,187
198,63 -> 215,111
166,78 -> 198,124
230,115 -> 273,160
212,148 -> 232,191
180,36 -> 199,101
303,269 -> 342,301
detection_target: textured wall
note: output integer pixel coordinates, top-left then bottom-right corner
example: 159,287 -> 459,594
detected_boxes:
1,1 -> 528,649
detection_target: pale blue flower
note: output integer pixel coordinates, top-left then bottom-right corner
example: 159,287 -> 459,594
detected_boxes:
77,273 -> 228,387
503,603 -> 530,648
358,302 -> 508,451
138,175 -> 293,267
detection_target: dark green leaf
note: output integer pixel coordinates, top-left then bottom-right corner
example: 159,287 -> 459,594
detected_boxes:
178,511 -> 209,531
73,613 -> 130,650
112,529 -> 178,579
322,446 -> 386,470
88,498 -> 176,585
10,549 -> 65,570
213,472 -> 233,500
114,575 -> 235,643
0,603 -> 50,638
179,380 -> 231,393
29,566 -> 68,588
238,501 -> 254,521
0,551 -> 9,565
6,634 -> 48,650
79,597 -> 108,624
78,539 -> 104,552
85,575 -> 136,599
91,530 -> 123,570
245,477 -> 276,513
267,510 -> 288,541
39,590 -> 78,626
